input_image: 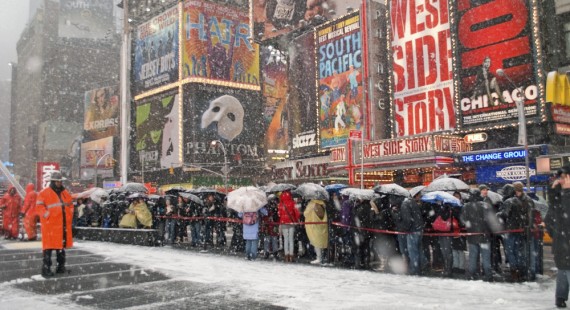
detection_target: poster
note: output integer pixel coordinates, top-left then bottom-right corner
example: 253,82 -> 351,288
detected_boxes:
252,0 -> 363,41
80,137 -> 114,180
182,0 -> 260,86
83,85 -> 119,140
261,46 -> 289,156
134,90 -> 180,171
133,5 -> 179,94
36,162 -> 60,191
288,31 -> 319,158
456,0 -> 538,128
183,84 -> 263,167
390,0 -> 455,137
317,12 -> 364,148
58,0 -> 115,39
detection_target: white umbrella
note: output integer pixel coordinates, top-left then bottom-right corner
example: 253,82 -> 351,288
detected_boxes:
179,192 -> 204,206
486,190 -> 503,205
424,176 -> 470,192
120,182 -> 149,193
227,186 -> 268,213
409,185 -> 425,198
293,183 -> 329,200
339,188 -> 377,201
89,188 -> 109,204
268,183 -> 296,193
373,183 -> 411,198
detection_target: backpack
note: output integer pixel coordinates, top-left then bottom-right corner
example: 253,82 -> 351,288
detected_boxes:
243,212 -> 258,225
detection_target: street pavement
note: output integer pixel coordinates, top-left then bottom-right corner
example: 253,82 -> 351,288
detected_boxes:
0,240 -> 285,309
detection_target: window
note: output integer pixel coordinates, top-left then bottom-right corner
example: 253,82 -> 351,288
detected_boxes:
564,21 -> 570,60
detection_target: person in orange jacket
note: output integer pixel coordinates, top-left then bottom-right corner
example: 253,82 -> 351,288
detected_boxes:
0,186 -> 22,239
21,183 -> 38,241
36,171 -> 74,277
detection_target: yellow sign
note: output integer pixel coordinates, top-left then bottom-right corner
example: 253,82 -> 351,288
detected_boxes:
546,71 -> 570,106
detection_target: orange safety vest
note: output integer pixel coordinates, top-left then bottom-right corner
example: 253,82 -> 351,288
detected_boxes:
36,186 -> 74,250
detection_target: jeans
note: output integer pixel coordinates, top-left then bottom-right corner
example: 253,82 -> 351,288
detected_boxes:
557,269 -> 570,301
504,233 -> 527,274
165,219 -> 177,244
397,234 -> 408,259
245,239 -> 258,260
190,222 -> 202,246
281,225 -> 295,256
406,232 -> 423,275
264,235 -> 279,254
467,242 -> 491,280
204,221 -> 213,244
439,236 -> 453,275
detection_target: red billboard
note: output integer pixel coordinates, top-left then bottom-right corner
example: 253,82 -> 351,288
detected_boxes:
36,162 -> 60,191
456,0 -> 538,129
390,0 -> 456,137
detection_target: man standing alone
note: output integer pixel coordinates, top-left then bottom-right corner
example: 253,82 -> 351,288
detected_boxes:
36,171 -> 74,277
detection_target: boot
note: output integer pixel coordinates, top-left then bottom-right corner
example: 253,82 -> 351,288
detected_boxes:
556,298 -> 567,308
42,267 -> 54,278
56,266 -> 66,274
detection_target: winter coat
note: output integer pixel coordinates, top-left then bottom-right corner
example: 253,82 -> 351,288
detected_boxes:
546,189 -> 570,269
352,199 -> 374,240
240,207 -> 268,240
461,199 -> 493,244
21,183 -> 37,217
304,199 -> 328,249
340,197 -> 353,227
36,184 -> 74,250
278,191 -> 300,224
498,194 -> 533,231
400,198 -> 425,232
132,201 -> 153,228
0,186 -> 22,238
261,202 -> 280,236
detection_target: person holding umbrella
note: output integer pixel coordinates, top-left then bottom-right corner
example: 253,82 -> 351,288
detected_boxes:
278,190 -> 300,263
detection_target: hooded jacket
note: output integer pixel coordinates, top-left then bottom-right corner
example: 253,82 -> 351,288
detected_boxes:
21,183 -> 37,217
0,186 -> 22,218
278,191 -> 300,224
36,182 -> 74,250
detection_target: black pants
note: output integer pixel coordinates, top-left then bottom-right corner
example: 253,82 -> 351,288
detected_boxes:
43,249 -> 65,270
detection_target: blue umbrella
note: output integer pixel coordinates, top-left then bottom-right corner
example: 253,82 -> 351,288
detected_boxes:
421,191 -> 462,207
324,184 -> 348,194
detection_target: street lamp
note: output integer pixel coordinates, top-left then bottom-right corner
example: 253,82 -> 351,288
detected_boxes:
211,140 -> 229,193
94,152 -> 113,188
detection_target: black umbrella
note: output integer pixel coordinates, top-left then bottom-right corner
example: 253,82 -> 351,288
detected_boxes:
373,183 -> 411,198
165,186 -> 187,196
189,187 -> 226,201
268,183 -> 296,193
119,182 -> 148,193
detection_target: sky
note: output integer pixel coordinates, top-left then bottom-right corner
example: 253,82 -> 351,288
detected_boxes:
0,241 -> 557,309
0,0 -> 30,81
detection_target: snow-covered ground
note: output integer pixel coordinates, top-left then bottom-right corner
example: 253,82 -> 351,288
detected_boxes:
0,241 -> 558,309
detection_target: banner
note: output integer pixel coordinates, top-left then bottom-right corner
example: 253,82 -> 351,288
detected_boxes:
288,31 -> 319,158
80,136 -> 114,180
183,84 -> 263,167
182,1 -> 260,86
83,85 -> 119,140
58,0 -> 115,39
134,90 -> 180,171
252,0 -> 363,41
36,162 -> 60,191
475,163 -> 548,184
133,5 -> 179,94
456,0 -> 538,128
317,12 -> 364,148
261,46 -> 289,156
391,0 -> 455,137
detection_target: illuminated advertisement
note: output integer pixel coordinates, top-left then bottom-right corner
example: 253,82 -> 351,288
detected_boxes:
83,86 -> 119,140
182,0 -> 260,86
80,136 -> 114,180
36,162 -> 60,191
288,31 -> 319,158
133,5 -> 179,94
390,0 -> 455,137
183,84 -> 263,166
456,0 -> 538,128
252,0 -> 363,41
317,12 -> 364,148
58,0 -> 114,39
134,90 -> 180,171
261,46 -> 289,156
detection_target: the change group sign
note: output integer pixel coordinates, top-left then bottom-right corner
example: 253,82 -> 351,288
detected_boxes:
390,0 -> 456,137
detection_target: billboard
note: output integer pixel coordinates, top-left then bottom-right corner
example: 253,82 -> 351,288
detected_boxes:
80,136 -> 114,180
288,31 -> 319,158
36,162 -> 60,191
182,1 -> 260,86
183,84 -> 263,167
83,85 -> 119,140
456,0 -> 538,129
134,90 -> 180,171
261,46 -> 289,156
317,12 -> 364,148
133,5 -> 179,94
391,0 -> 456,137
58,0 -> 115,39
252,0 -> 363,41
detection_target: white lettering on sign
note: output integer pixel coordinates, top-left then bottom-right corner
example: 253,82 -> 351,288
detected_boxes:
496,165 -> 536,181
41,164 -> 58,190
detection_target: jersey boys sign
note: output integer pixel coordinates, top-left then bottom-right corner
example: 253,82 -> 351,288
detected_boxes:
456,0 -> 538,128
390,0 -> 455,137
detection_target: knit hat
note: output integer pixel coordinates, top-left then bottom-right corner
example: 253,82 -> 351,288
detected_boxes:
512,182 -> 524,192
478,184 -> 489,191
